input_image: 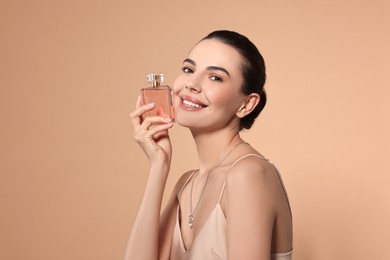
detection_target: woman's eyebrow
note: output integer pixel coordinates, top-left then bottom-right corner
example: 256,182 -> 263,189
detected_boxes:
207,66 -> 230,77
183,58 -> 196,66
183,58 -> 230,77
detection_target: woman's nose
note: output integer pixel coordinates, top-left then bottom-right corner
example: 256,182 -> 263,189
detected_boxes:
185,76 -> 202,92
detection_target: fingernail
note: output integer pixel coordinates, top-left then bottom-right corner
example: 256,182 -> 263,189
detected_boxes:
147,102 -> 155,107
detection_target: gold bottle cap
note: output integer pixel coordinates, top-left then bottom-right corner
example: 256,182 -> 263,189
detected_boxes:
147,73 -> 164,87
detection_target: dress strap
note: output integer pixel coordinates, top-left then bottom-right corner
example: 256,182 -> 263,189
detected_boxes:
231,153 -> 268,168
218,181 -> 226,203
177,170 -> 198,200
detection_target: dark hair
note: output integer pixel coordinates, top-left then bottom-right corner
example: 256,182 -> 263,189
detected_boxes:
202,30 -> 267,130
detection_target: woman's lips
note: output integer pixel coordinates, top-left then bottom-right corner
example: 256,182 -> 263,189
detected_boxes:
180,95 -> 207,110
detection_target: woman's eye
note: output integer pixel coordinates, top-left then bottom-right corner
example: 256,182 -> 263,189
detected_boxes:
210,75 -> 223,82
182,67 -> 193,73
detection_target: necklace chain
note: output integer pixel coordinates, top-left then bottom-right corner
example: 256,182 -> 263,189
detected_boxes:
188,141 -> 246,228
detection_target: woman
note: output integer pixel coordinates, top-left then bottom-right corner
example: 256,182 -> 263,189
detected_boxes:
125,30 -> 293,260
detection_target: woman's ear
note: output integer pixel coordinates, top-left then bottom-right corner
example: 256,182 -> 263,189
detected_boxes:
236,93 -> 260,118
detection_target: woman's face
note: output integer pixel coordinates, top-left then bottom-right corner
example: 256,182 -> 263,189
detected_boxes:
173,39 -> 245,131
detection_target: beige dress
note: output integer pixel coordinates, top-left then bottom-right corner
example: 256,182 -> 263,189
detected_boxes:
170,154 -> 293,260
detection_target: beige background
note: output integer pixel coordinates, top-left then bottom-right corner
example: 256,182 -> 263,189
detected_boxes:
1,0 -> 389,259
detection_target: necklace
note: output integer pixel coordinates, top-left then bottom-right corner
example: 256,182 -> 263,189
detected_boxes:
188,141 -> 246,228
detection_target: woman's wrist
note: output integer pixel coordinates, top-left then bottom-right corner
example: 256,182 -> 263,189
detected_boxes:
149,160 -> 171,178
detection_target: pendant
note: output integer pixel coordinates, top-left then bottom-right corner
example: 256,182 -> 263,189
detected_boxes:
188,213 -> 194,229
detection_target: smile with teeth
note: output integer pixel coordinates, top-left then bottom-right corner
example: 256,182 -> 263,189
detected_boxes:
182,99 -> 206,109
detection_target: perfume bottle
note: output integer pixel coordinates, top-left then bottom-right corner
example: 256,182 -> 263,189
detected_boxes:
141,73 -> 174,120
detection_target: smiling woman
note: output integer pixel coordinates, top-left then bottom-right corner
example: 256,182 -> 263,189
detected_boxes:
173,37 -> 255,132
125,30 -> 292,260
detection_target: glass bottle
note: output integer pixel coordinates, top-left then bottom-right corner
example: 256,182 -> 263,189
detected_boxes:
140,73 -> 174,120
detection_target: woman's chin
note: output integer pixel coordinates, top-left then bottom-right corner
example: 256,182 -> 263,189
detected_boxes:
174,117 -> 192,128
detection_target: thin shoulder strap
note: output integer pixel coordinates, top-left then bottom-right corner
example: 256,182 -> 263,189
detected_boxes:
177,170 -> 198,200
231,153 -> 268,168
218,181 -> 226,203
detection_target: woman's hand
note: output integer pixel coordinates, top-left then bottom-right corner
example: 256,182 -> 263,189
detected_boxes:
129,95 -> 174,167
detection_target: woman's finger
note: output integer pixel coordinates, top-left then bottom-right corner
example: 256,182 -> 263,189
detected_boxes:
129,102 -> 155,127
135,93 -> 143,109
146,121 -> 174,136
140,116 -> 172,131
133,119 -> 173,146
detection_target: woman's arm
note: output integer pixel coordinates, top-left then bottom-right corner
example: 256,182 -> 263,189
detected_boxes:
124,163 -> 171,260
124,96 -> 174,260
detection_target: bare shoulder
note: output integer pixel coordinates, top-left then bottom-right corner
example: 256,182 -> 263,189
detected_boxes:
226,154 -> 277,186
225,154 -> 283,208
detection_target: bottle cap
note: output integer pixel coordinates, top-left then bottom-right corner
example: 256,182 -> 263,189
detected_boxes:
147,73 -> 164,86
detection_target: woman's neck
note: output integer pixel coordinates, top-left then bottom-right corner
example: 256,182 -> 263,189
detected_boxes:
190,127 -> 243,174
